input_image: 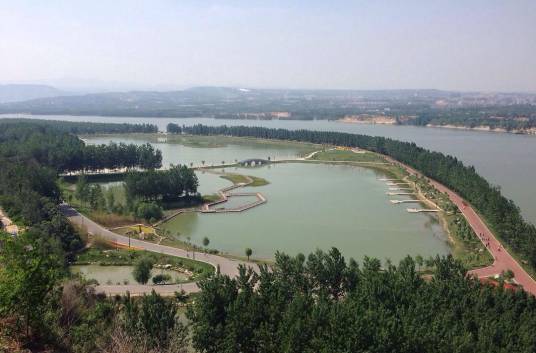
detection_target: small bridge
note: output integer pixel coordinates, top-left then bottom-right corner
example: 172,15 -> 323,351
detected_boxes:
239,158 -> 270,167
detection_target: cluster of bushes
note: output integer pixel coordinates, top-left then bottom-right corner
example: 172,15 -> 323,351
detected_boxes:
124,165 -> 198,202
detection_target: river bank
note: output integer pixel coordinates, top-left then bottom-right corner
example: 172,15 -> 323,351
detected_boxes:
336,117 -> 536,136
383,155 -> 536,295
425,124 -> 536,135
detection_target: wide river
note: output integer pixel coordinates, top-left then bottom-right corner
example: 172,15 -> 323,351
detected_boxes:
83,134 -> 450,262
4,114 -> 536,226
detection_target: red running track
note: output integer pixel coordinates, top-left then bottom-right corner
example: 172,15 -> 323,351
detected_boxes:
385,156 -> 536,296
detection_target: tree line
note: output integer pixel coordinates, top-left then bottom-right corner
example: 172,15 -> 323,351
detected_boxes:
0,120 -> 162,172
0,117 -> 158,134
124,165 -> 198,202
180,124 -> 536,271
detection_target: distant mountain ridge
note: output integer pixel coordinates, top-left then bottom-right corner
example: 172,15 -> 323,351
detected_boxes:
0,84 -> 67,103
0,87 -> 535,132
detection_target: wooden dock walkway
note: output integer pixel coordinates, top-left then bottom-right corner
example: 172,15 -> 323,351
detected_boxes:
198,172 -> 267,214
201,192 -> 266,213
406,208 -> 439,213
390,199 -> 421,204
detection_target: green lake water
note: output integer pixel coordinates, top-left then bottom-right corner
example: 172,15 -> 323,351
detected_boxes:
163,163 -> 450,262
83,135 -> 451,262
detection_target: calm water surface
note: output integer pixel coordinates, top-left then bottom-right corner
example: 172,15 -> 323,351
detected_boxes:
162,163 -> 450,262
6,114 -> 535,225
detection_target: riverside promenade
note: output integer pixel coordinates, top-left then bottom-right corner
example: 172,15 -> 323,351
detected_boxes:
384,156 -> 536,296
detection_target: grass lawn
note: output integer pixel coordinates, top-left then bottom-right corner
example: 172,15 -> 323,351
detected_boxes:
445,213 -> 494,269
311,149 -> 386,163
81,133 -> 320,153
408,175 -> 493,269
220,173 -> 269,187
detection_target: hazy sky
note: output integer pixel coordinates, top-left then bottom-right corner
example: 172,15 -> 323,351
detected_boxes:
1,0 -> 535,91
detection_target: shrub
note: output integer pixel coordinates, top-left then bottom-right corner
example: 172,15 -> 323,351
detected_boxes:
152,273 -> 172,285
133,201 -> 163,222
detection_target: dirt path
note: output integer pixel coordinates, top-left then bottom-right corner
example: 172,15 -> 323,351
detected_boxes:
384,156 -> 536,295
297,149 -> 326,160
0,208 -> 19,235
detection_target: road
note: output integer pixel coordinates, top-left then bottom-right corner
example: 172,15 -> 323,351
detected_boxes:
385,157 -> 536,296
60,204 -> 258,296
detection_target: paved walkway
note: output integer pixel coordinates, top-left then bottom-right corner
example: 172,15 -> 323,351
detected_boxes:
60,204 -> 258,296
384,156 -> 536,296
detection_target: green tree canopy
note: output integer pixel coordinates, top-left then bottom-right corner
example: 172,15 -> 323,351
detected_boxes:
133,257 -> 153,285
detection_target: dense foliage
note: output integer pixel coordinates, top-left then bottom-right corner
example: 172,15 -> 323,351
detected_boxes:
124,165 -> 198,202
0,231 -> 64,338
0,159 -> 82,252
133,257 -> 154,285
122,291 -> 187,351
0,118 -> 158,134
0,120 -> 162,172
181,124 -> 536,271
189,248 -> 536,353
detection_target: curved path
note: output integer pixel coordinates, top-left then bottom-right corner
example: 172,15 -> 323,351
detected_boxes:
385,156 -> 536,295
60,204 -> 258,296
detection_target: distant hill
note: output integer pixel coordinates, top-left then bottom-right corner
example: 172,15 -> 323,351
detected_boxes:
0,87 -> 535,132
0,84 -> 66,103
0,87 -> 457,117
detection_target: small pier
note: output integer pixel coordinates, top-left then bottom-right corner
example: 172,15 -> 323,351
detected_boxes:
386,192 -> 416,196
390,199 -> 421,204
388,187 -> 412,191
407,208 -> 439,213
386,182 -> 411,186
378,178 -> 399,181
199,171 -> 267,214
201,192 -> 266,213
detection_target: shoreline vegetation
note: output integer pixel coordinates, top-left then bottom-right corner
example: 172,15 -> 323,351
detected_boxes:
337,116 -> 536,135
